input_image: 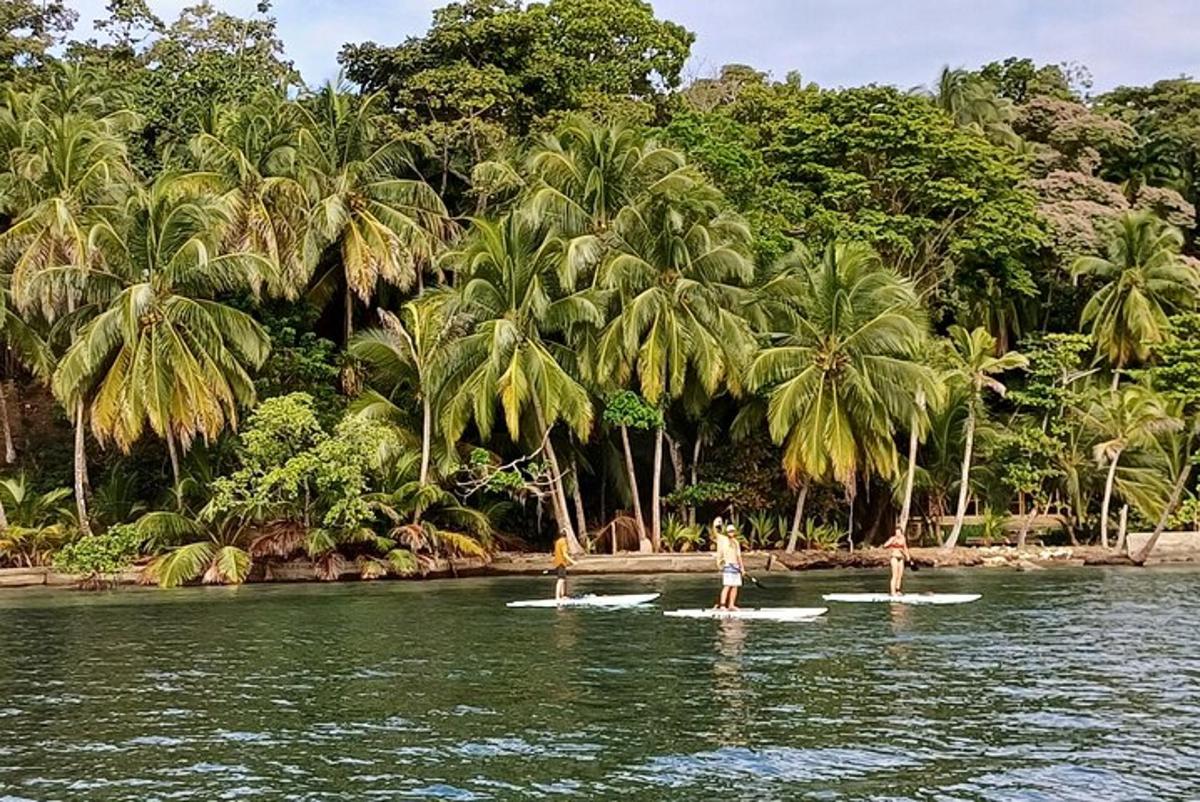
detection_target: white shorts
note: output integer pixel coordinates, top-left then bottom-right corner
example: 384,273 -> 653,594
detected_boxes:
721,568 -> 743,588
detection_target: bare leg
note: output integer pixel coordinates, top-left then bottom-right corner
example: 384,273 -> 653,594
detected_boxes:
728,586 -> 740,611
556,578 -> 566,600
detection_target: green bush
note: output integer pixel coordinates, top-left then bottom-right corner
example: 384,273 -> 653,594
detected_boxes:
54,525 -> 144,581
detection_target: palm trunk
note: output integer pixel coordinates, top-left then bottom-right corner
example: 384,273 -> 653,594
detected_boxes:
651,425 -> 663,552
73,402 -> 92,536
343,284 -> 354,344
532,397 -> 580,553
1115,504 -> 1129,553
666,433 -> 685,495
419,395 -> 432,486
165,432 -> 181,501
1099,453 -> 1120,548
688,436 -> 701,526
902,417 -> 916,535
0,381 -> 15,463
786,481 -> 809,552
570,459 -> 588,542
0,490 -> 8,531
943,405 -> 976,549
1017,502 -> 1038,549
1132,457 -> 1192,564
620,425 -> 649,550
1110,368 -> 1121,392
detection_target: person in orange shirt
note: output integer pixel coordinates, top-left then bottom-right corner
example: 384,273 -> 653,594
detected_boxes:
552,528 -> 577,601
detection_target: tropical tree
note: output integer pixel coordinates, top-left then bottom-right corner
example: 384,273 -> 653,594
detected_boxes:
350,294 -> 456,486
1072,212 -> 1199,388
747,243 -> 933,507
49,176 -> 272,487
438,211 -> 600,552
592,188 -> 755,549
1081,384 -> 1179,547
0,274 -> 53,463
293,83 -> 451,341
927,66 -> 1018,147
942,326 -> 1028,549
0,90 -> 134,534
188,94 -> 309,299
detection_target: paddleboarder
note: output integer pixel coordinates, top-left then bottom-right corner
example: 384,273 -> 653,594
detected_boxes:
883,525 -> 912,596
715,522 -> 745,610
552,528 -> 576,601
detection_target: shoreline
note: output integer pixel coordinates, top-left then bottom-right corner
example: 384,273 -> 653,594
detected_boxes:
2,544 -> 1195,591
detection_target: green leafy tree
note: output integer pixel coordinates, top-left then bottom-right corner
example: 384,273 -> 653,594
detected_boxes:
1081,384 -> 1179,547
593,186 -> 754,549
942,326 -> 1027,549
49,176 -> 272,487
0,88 -> 135,535
0,0 -> 77,81
1072,212 -> 1199,387
294,84 -> 452,342
439,211 -> 600,550
747,243 -> 933,501
601,390 -> 661,549
351,296 -> 457,486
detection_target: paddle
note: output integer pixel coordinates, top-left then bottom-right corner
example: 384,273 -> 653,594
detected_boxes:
744,573 -> 770,590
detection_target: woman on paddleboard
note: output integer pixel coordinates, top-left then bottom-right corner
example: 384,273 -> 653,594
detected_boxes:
715,522 -> 745,610
883,525 -> 912,596
553,529 -> 576,601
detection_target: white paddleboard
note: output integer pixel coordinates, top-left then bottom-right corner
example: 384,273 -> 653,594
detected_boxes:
664,607 -> 828,621
507,592 -> 660,608
822,593 -> 981,605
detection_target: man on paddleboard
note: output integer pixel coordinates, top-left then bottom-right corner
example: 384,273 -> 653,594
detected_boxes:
552,529 -> 576,601
715,522 -> 745,610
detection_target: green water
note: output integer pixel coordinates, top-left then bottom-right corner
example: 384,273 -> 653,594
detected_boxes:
1,567 -> 1198,801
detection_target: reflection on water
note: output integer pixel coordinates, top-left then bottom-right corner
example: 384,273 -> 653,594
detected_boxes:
1,567 -> 1199,801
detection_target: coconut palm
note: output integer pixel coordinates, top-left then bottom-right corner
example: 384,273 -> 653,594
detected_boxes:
293,84 -> 451,341
0,96 -> 134,535
189,94 -> 308,299
48,176 -> 272,487
526,116 -> 694,235
942,326 -> 1028,549
747,243 -> 933,498
1081,384 -> 1180,547
1072,212 -> 1199,388
593,190 -> 755,549
926,66 -> 1018,147
438,211 -> 601,551
351,294 -> 457,486
0,274 -> 53,463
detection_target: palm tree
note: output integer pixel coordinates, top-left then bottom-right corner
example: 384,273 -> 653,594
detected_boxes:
0,95 -> 134,535
293,84 -> 451,342
926,66 -> 1018,147
526,116 -> 695,236
438,212 -> 601,552
48,176 -> 272,487
1082,384 -> 1180,547
593,191 -> 755,549
1073,212 -> 1199,389
351,294 -> 455,486
942,326 -> 1028,549
0,275 -> 53,463
189,94 -> 309,300
747,243 -> 933,500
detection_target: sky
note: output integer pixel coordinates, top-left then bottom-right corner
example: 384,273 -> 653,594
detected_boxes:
64,0 -> 1200,94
